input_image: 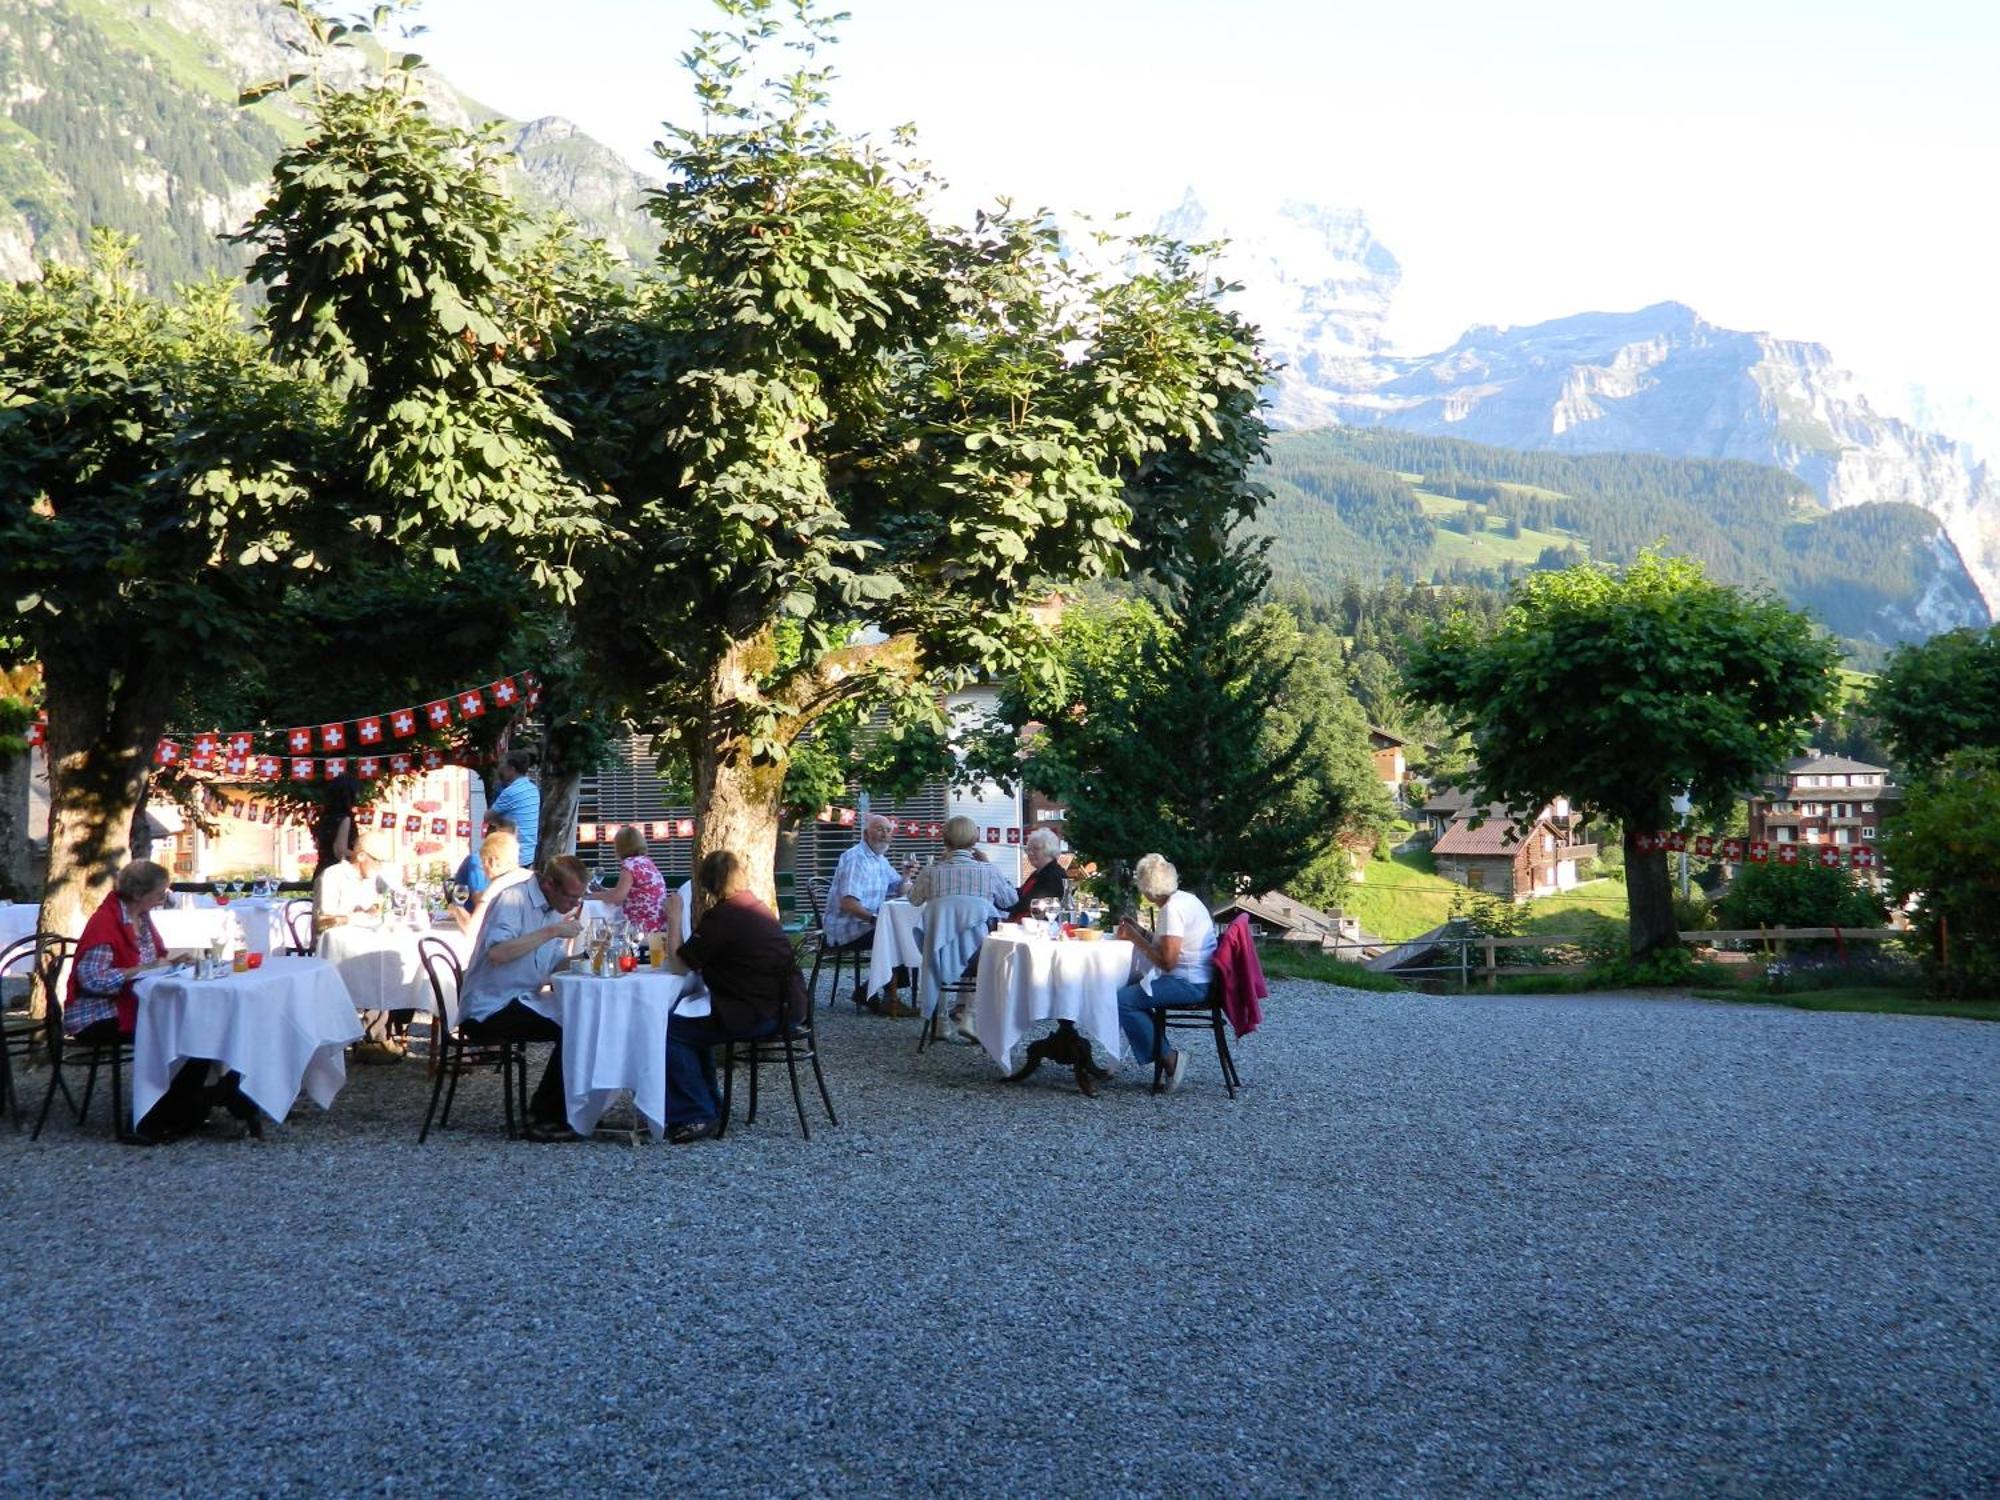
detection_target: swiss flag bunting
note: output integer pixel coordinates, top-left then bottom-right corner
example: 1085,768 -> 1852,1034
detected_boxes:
154,740 -> 180,767
224,753 -> 247,776
356,756 -> 381,780
490,677 -> 519,707
189,747 -> 214,770
430,817 -> 448,837
423,700 -> 453,729
577,824 -> 597,844
456,689 -> 486,719
926,822 -> 942,837
357,716 -> 384,744
837,808 -> 857,827
985,826 -> 1001,843
404,814 -> 422,834
389,709 -> 418,738
455,820 -> 472,839
387,753 -> 413,776
1776,844 -> 1800,865
420,749 -> 444,771
291,757 -> 317,781
1749,840 -> 1770,863
324,757 -> 348,780
287,728 -> 313,753
320,723 -> 347,751
228,733 -> 253,757
193,733 -> 218,759
1005,827 -> 1021,845
675,819 -> 695,838
255,756 -> 281,781
25,721 -> 44,748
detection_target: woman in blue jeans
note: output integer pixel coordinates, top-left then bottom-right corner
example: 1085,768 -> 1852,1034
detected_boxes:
659,849 -> 801,1143
1113,853 -> 1218,1093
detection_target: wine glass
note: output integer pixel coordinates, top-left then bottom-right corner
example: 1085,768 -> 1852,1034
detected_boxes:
209,879 -> 226,906
449,881 -> 469,908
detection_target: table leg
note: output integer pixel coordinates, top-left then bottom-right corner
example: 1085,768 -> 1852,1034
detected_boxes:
1003,1020 -> 1110,1094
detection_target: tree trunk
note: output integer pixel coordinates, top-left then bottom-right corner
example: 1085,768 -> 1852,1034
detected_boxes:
0,749 -> 32,901
539,767 -> 581,862
38,646 -> 177,956
1624,827 -> 1680,957
691,632 -> 790,913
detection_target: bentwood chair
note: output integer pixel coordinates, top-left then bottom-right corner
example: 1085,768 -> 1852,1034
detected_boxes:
283,899 -> 315,956
0,934 -> 47,1127
718,964 -> 837,1142
416,937 -> 527,1142
802,875 -> 873,1013
1147,914 -> 1255,1099
913,896 -> 995,1053
30,937 -> 134,1141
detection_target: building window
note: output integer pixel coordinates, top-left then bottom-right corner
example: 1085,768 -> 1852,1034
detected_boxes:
1835,829 -> 1850,845
1776,828 -> 1794,842
1465,867 -> 1485,889
1831,774 -> 1849,787
1798,775 -> 1822,787
1862,827 -> 1875,840
1861,802 -> 1874,813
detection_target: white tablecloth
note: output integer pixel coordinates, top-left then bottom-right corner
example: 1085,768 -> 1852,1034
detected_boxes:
154,900 -> 292,959
0,903 -> 39,952
317,922 -> 471,1021
972,930 -> 1133,1074
130,956 -> 364,1126
865,900 -> 925,997
549,969 -> 701,1139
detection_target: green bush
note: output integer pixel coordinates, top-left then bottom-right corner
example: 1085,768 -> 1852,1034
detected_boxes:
1673,889 -> 1716,932
1884,749 -> 2000,998
1716,860 -> 1887,932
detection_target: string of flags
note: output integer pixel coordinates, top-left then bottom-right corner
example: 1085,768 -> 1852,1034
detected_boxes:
134,671 -> 540,781
214,797 -> 473,843
1634,831 -> 1882,871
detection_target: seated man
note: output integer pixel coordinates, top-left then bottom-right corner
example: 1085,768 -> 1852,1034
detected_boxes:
821,813 -> 916,1013
316,834 -> 398,931
456,853 -> 588,1140
907,815 -> 1017,1041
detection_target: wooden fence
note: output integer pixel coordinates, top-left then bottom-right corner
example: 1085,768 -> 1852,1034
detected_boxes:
1406,927 -> 1907,990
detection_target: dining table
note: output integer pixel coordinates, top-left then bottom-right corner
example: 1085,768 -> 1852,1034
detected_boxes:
154,899 -> 292,960
865,898 -> 926,999
546,965 -> 705,1140
317,920 -> 473,1024
972,927 -> 1134,1095
130,956 -> 364,1127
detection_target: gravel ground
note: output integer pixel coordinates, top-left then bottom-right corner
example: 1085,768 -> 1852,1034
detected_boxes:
3,982 -> 1996,1498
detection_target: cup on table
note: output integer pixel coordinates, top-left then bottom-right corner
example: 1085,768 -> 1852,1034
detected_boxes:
618,952 -> 637,975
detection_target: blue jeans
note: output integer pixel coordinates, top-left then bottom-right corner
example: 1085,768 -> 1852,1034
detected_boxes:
1116,974 -> 1210,1064
666,1013 -> 779,1126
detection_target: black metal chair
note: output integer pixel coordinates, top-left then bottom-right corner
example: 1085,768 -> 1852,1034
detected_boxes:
0,933 -> 48,1127
801,874 -> 873,1012
283,898 -> 314,956
717,971 -> 837,1141
1146,915 -> 1251,1099
30,936 -> 135,1140
415,936 -> 526,1142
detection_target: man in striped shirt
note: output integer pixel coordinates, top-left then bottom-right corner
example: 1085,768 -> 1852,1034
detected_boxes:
909,816 -> 1018,913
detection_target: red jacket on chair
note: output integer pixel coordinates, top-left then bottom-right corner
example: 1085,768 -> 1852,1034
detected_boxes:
1211,914 -> 1266,1038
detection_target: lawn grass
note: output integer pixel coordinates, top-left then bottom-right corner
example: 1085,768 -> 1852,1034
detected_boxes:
1518,882 -> 1628,938
1414,489 -> 1586,568
1336,851 -> 1465,941
1257,943 -> 1406,991
1692,986 -> 2000,1022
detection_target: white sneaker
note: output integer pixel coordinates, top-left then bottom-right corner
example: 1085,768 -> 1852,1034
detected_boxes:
1165,1049 -> 1190,1094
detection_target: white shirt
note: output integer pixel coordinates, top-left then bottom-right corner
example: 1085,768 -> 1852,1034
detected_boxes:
318,860 -> 393,920
1151,889 -> 1217,989
823,840 -> 904,947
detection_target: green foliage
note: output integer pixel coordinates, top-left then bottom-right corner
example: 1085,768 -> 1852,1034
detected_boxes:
1587,945 -> 1701,988
1448,887 -> 1526,940
1716,861 -> 1887,932
1405,551 -> 1842,955
1883,749 -> 2000,998
1871,625 -> 2000,771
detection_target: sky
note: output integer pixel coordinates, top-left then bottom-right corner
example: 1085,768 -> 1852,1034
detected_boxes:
404,0 -> 2000,447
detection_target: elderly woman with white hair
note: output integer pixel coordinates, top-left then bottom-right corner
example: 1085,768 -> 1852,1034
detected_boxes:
1008,826 -> 1068,921
1113,852 -> 1218,1092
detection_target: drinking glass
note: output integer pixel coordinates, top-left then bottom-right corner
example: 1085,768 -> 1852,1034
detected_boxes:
210,879 -> 226,905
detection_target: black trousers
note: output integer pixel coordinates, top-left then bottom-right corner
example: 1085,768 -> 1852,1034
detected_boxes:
463,1000 -> 565,1124
74,1020 -> 231,1136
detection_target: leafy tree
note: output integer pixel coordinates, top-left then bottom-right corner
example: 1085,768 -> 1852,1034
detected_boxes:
1882,749 -> 2000,997
1405,552 -> 1841,956
0,241 -> 327,940
1871,625 -> 2000,771
535,2 -> 1276,902
1716,860 -> 1887,931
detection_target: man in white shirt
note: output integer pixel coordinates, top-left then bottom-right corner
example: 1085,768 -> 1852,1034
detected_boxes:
822,814 -> 917,1011
458,854 -> 588,1139
316,835 -> 398,929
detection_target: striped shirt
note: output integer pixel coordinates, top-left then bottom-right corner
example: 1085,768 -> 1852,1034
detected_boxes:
822,840 -> 904,947
908,851 -> 1016,916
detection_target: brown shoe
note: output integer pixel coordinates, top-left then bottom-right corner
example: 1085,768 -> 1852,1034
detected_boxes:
881,999 -> 917,1019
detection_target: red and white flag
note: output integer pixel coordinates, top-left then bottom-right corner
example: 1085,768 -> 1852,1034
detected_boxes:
404,814 -> 422,834
228,733 -> 254,757
189,745 -> 214,770
455,820 -> 472,839
324,757 -> 348,780
320,723 -> 347,751
420,749 -> 444,771
1852,846 -> 1878,869
1693,835 -> 1715,857
430,817 -> 448,837
255,755 -> 281,781
675,819 -> 695,838
224,753 -> 247,776
357,716 -> 384,744
1776,844 -> 1800,865
1665,830 -> 1687,852
388,753 -> 413,776
389,709 -> 418,738
424,700 -> 453,729
287,728 -> 313,753
926,822 -> 942,838
456,689 -> 486,719
1005,827 -> 1021,845
576,824 -> 597,844
154,740 -> 181,766
1719,838 -> 1744,863
1748,840 -> 1770,864
291,757 -> 317,781
985,826 -> 1001,844
25,720 -> 44,748
1818,846 -> 1843,868
193,732 -> 219,759
837,807 -> 857,827
490,677 -> 519,707
356,756 -> 381,780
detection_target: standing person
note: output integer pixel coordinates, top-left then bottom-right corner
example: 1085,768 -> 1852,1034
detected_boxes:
822,813 -> 916,1012
1113,852 -> 1217,1094
488,750 -> 541,868
457,854 -> 589,1141
1009,827 -> 1069,920
314,771 -> 362,875
659,850 -> 805,1144
593,825 -> 668,933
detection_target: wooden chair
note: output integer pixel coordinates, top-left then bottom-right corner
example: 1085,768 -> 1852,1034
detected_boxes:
913,896 -> 995,1052
415,937 -> 526,1142
801,874 -> 872,1012
30,937 -> 133,1141
718,962 -> 837,1141
1147,914 -> 1260,1099
283,898 -> 314,956
0,933 -> 48,1128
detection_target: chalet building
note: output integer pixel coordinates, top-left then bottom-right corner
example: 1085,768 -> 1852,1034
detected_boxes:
1367,726 -> 1409,798
1429,801 -> 1598,900
1210,890 -> 1367,952
1746,753 -> 1899,851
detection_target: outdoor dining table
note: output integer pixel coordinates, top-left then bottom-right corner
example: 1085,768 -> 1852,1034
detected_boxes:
317,920 -> 472,1024
129,956 -> 364,1127
865,898 -> 925,998
0,902 -> 38,951
546,966 -> 704,1140
972,927 -> 1134,1094
153,899 -> 291,960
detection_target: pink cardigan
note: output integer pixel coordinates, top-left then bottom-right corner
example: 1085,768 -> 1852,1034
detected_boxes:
1211,914 -> 1266,1038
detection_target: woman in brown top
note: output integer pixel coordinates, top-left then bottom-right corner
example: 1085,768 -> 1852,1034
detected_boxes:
661,849 -> 804,1143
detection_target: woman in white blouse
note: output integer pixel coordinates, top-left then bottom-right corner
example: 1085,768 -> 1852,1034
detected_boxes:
1113,852 -> 1217,1093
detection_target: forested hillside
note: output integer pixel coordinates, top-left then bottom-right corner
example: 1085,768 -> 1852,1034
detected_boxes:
1259,427 -> 1989,658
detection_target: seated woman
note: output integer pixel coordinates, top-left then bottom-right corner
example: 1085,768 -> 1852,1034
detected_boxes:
450,828 -> 527,938
69,860 -> 241,1143
1008,827 -> 1069,920
592,825 -> 667,933
659,850 -> 803,1144
1112,852 -> 1217,1094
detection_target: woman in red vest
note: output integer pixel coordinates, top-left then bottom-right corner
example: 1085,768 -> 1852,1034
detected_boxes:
69,860 -> 238,1143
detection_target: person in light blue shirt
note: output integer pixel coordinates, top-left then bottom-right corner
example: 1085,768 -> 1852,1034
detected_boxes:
488,750 -> 540,867
453,811 -> 514,908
